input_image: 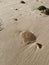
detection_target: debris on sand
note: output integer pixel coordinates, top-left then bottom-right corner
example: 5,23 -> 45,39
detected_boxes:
37,5 -> 47,11
36,43 -> 42,49
20,0 -> 26,4
35,5 -> 49,15
15,9 -> 18,10
14,18 -> 18,21
33,5 -> 47,12
44,9 -> 49,15
20,31 -> 36,44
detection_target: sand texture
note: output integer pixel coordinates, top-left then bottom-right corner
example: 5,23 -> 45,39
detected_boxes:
0,0 -> 49,65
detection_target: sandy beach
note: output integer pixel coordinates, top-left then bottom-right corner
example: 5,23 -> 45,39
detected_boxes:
0,0 -> 49,65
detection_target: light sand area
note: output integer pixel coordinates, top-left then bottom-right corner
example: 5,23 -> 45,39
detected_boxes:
0,0 -> 49,65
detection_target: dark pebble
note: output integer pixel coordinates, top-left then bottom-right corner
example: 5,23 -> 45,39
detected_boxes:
14,18 -> 18,21
15,9 -> 18,10
36,43 -> 42,49
21,0 -> 26,4
44,9 -> 49,15
38,5 -> 47,11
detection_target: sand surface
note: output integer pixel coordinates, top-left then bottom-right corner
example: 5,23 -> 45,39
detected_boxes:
0,0 -> 49,65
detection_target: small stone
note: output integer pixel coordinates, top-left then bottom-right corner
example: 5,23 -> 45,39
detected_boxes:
21,0 -> 26,4
15,9 -> 18,10
36,43 -> 42,49
14,18 -> 18,21
20,31 -> 36,44
38,5 -> 47,11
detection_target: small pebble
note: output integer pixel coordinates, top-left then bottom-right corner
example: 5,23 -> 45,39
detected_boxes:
14,18 -> 18,21
21,0 -> 26,4
36,43 -> 42,49
15,9 -> 18,10
20,31 -> 36,44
